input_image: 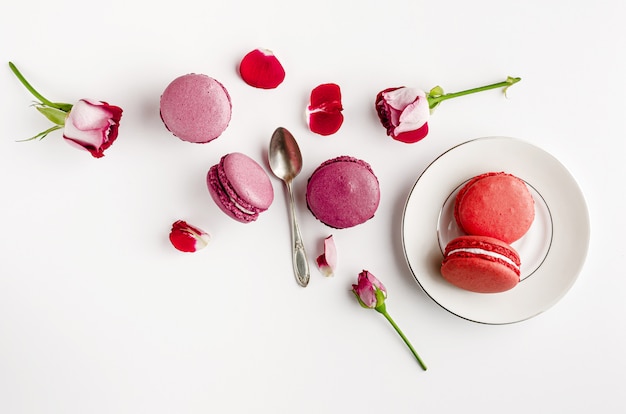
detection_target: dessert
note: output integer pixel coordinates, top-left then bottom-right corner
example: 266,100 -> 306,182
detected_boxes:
441,235 -> 521,293
454,172 -> 535,243
306,156 -> 380,229
207,153 -> 274,223
160,73 -> 232,143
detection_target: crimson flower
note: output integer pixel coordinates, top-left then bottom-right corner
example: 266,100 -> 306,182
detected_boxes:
376,76 -> 521,143
9,62 -> 122,158
352,270 -> 427,371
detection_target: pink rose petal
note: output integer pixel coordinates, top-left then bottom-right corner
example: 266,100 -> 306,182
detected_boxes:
316,235 -> 337,277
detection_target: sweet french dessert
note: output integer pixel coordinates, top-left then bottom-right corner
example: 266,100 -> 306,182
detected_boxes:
306,156 -> 380,229
160,73 -> 232,143
454,172 -> 535,243
207,153 -> 274,223
441,235 -> 521,293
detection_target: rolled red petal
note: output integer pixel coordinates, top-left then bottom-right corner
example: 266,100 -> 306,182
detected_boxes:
239,48 -> 286,89
307,83 -> 344,136
169,220 -> 210,252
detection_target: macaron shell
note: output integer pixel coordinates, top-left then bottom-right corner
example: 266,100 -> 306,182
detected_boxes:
160,73 -> 232,143
454,172 -> 535,243
207,165 -> 257,223
221,153 -> 273,210
441,256 -> 520,293
306,156 -> 380,229
441,235 -> 521,293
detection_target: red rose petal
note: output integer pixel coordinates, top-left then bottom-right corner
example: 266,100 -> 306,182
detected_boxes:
169,220 -> 210,252
310,83 -> 342,108
307,83 -> 344,136
309,111 -> 344,136
392,122 -> 429,143
239,48 -> 286,89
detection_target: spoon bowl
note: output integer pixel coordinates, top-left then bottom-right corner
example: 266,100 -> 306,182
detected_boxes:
268,127 -> 310,287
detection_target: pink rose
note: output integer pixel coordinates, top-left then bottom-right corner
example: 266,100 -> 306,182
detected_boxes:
352,270 -> 387,309
375,87 -> 430,144
9,62 -> 123,158
351,269 -> 427,370
63,99 -> 123,158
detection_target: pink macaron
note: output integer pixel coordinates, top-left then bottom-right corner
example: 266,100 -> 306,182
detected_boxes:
441,235 -> 521,293
306,156 -> 380,229
207,153 -> 274,223
160,73 -> 232,143
454,172 -> 535,243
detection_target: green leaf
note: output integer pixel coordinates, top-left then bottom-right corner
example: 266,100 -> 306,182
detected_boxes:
36,105 -> 67,126
428,85 -> 444,98
16,125 -> 62,142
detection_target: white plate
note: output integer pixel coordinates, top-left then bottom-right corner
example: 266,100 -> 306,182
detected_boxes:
401,137 -> 590,324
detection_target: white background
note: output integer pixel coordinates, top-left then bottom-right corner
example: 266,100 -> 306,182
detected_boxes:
1,1 -> 624,413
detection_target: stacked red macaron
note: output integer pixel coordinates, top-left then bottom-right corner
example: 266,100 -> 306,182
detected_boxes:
440,172 -> 535,293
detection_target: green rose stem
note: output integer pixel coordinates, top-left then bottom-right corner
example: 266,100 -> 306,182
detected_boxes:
374,291 -> 427,371
8,61 -> 72,112
427,76 -> 521,110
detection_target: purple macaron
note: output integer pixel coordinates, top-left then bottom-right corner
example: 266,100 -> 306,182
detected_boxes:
306,156 -> 380,229
207,152 -> 274,223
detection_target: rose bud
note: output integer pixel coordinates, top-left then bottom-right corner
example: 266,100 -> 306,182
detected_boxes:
352,270 -> 387,309
63,99 -> 123,158
307,83 -> 344,136
169,220 -> 211,253
351,270 -> 427,371
316,235 -> 337,277
239,48 -> 286,89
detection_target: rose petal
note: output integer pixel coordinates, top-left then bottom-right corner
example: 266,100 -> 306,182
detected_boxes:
169,220 -> 211,252
308,112 -> 344,136
392,123 -> 429,144
307,83 -> 344,136
239,48 -> 286,89
316,235 -> 337,276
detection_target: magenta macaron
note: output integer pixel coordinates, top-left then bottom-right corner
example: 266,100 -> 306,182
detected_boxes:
306,156 -> 380,229
440,235 -> 521,293
160,73 -> 232,143
207,153 -> 274,223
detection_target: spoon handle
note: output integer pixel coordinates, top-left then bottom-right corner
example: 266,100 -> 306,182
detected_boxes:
286,181 -> 310,287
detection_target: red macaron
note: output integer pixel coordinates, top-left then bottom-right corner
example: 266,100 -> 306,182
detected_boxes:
441,235 -> 521,293
305,156 -> 380,229
207,153 -> 274,223
454,172 -> 535,244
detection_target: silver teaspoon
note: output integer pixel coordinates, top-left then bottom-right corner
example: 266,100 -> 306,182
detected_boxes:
268,127 -> 310,287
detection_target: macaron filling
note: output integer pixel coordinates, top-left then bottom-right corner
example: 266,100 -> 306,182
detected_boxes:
446,247 -> 520,273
